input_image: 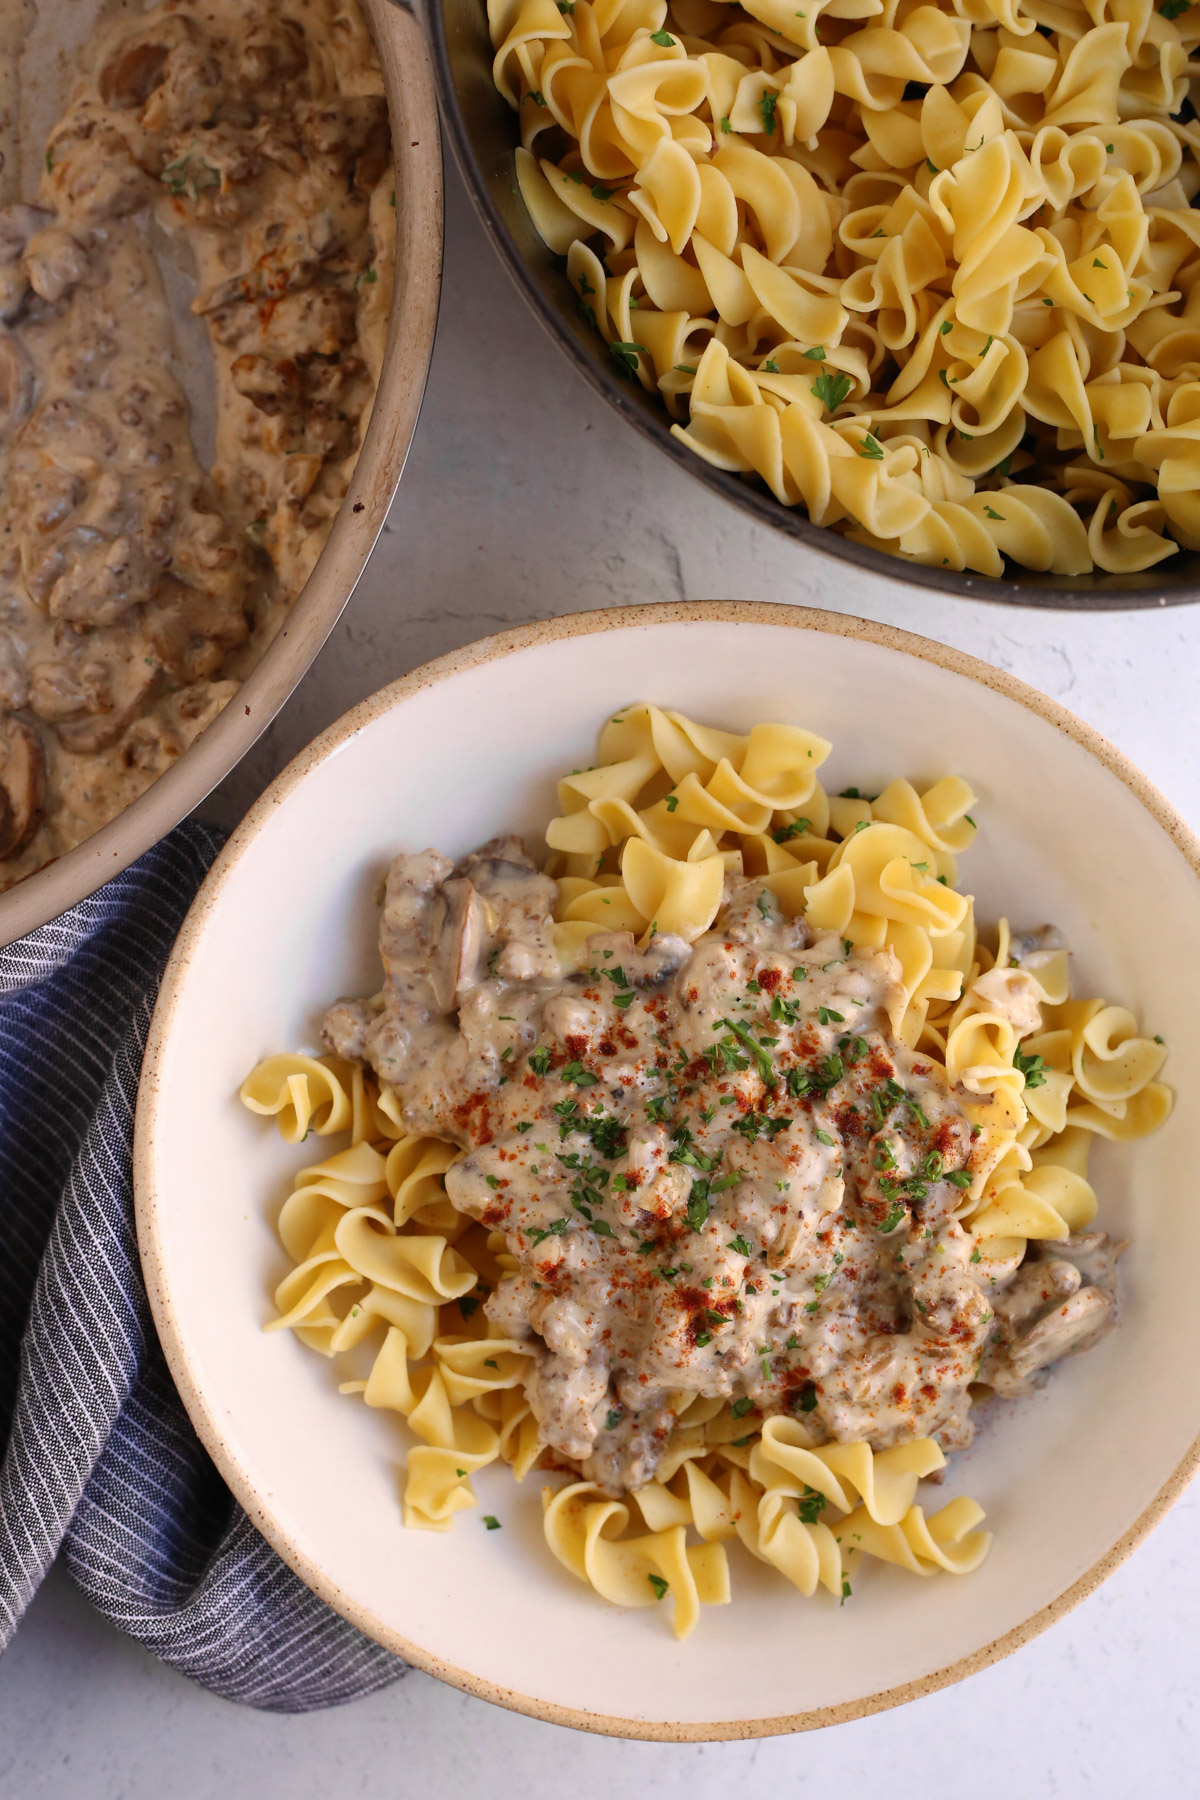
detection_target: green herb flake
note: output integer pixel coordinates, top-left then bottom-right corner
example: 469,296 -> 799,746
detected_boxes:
609,340 -> 647,376
483,1516 -> 502,1530
858,433 -> 884,460
648,1573 -> 670,1599
650,27 -> 675,43
812,369 -> 852,412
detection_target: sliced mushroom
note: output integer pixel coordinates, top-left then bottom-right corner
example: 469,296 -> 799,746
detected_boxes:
0,632 -> 28,711
1031,1231 -> 1122,1294
23,225 -> 89,305
990,1258 -> 1082,1330
0,329 -> 34,439
1005,1287 -> 1114,1382
0,718 -> 46,859
54,661 -> 163,754
0,207 -> 49,320
428,877 -> 487,1011
98,37 -> 172,108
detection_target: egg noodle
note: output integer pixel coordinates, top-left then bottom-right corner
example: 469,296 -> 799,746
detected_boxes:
486,0 -> 1200,575
241,706 -> 1170,1637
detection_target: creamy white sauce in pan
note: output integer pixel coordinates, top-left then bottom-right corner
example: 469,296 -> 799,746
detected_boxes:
0,0 -> 392,887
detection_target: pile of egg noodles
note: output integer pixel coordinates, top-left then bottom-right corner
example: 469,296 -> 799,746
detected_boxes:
489,0 -> 1200,575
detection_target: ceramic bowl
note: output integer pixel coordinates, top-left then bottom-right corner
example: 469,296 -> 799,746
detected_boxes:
0,0 -> 443,948
428,0 -> 1200,610
135,601 -> 1200,1738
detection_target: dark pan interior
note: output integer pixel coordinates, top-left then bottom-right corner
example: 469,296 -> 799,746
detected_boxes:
429,0 -> 1200,610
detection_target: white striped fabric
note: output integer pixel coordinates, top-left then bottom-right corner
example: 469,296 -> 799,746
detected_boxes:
0,824 -> 405,1709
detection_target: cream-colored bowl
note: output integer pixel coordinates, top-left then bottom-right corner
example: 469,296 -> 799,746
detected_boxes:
135,602 -> 1200,1739
0,0 -> 442,947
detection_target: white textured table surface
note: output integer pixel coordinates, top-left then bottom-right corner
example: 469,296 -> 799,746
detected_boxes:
4,161 -> 1200,1799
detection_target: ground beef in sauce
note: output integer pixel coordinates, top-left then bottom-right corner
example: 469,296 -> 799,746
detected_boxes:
324,837 -> 1122,1496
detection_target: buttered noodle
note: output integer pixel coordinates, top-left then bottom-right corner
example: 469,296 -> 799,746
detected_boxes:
487,0 -> 1200,575
242,707 -> 1170,1636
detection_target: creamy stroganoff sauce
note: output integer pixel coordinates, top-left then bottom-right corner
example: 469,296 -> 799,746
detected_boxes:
0,0 -> 391,886
323,838 -> 1037,1497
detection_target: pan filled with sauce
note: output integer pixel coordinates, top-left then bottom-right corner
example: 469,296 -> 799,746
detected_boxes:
0,0 -> 442,944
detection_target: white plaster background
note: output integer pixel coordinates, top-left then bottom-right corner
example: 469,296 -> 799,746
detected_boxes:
2,164 -> 1199,1799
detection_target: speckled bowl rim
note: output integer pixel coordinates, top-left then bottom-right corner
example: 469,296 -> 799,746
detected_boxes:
135,598 -> 1200,1740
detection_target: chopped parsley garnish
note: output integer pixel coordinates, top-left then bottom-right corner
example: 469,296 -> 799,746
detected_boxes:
650,26 -> 675,42
606,1408 -> 623,1429
665,794 -> 679,811
815,1128 -> 836,1147
818,1006 -> 844,1025
759,90 -> 779,133
797,1484 -> 826,1524
773,818 -> 811,842
811,369 -> 853,412
756,890 -> 774,920
685,1184 -> 711,1232
796,1381 -> 818,1413
528,1046 -> 551,1076
970,1246 -> 982,1264
527,1219 -> 569,1245
879,1204 -> 906,1233
858,433 -> 884,460
730,1234 -> 754,1256
609,341 -> 647,376
483,1516 -> 501,1529
802,346 -> 826,361
1014,1047 -> 1048,1089
648,1574 -> 670,1599
717,1017 -> 777,1087
559,1060 -> 598,1087
731,1395 -> 755,1418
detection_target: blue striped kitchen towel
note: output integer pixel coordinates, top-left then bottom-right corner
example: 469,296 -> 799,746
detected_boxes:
0,822 -> 405,1711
